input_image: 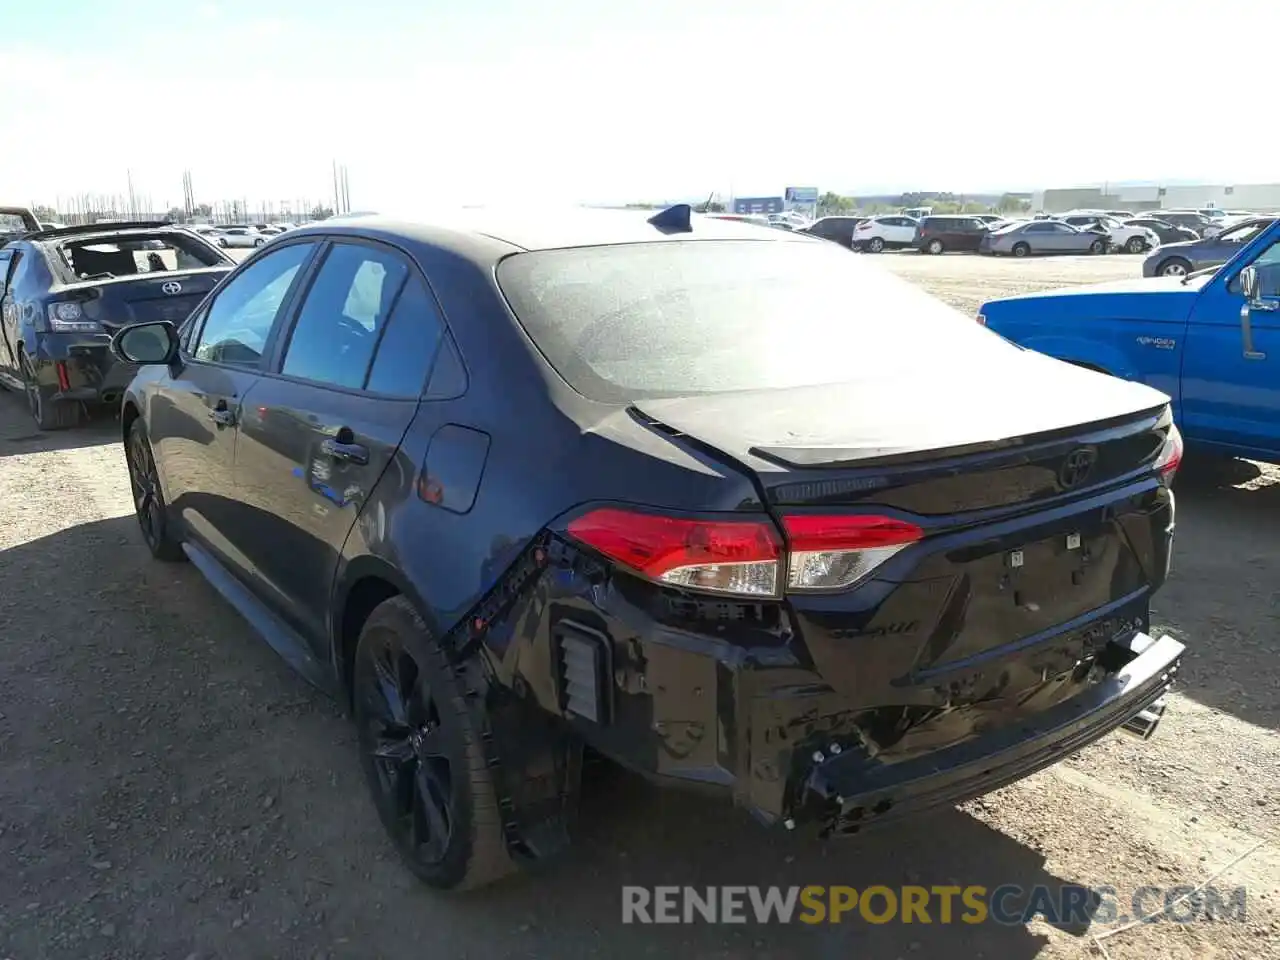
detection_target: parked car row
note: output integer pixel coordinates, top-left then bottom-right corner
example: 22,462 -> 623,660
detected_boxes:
185,222 -> 298,248
799,206 -> 1273,259
1,205 -> 1189,895
800,214 -> 1120,257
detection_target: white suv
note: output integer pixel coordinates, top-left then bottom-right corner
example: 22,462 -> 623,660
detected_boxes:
852,215 -> 919,252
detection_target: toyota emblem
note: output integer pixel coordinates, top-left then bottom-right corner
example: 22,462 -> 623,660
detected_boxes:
161,281 -> 183,296
1059,446 -> 1098,489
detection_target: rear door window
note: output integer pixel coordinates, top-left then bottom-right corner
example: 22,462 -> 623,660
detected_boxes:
278,242 -> 410,390
364,275 -> 445,396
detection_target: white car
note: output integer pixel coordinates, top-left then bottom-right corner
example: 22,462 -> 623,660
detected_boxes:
851,215 -> 920,252
1060,214 -> 1157,253
211,225 -> 267,249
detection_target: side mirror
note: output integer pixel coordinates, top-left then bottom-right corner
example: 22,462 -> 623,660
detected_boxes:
1239,265 -> 1261,302
112,320 -> 179,365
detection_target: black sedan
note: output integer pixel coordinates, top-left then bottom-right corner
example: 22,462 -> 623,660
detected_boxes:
1123,217 -> 1199,246
111,206 -> 1186,890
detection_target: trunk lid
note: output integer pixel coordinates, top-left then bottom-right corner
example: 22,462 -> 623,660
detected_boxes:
633,348 -> 1169,515
56,268 -> 231,330
633,351 -> 1174,748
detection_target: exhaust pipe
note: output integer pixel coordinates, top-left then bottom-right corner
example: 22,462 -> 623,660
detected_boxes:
1119,697 -> 1167,741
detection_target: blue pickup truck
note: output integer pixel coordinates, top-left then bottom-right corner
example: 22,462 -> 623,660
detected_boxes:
978,219 -> 1280,464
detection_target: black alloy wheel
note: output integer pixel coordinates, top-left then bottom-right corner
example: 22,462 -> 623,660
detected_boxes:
352,597 -> 512,891
126,420 -> 185,561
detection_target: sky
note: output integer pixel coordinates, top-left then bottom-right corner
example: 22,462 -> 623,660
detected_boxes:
2,0 -> 1277,211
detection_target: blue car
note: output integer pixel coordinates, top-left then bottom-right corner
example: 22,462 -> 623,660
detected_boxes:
979,218 -> 1280,464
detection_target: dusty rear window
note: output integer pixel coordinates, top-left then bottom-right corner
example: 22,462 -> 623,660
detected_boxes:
496,238 -> 1004,402
56,232 -> 230,280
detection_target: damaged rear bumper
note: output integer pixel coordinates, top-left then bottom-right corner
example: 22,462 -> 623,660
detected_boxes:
800,632 -> 1183,834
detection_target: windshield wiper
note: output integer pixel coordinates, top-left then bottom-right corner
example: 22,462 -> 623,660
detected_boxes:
79,272 -> 116,281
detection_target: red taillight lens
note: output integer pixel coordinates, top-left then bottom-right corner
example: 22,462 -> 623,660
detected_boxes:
782,514 -> 923,591
566,508 -> 782,597
1154,423 -> 1183,484
566,508 -> 925,598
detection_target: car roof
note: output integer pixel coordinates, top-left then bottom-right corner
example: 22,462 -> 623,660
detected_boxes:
290,206 -> 810,254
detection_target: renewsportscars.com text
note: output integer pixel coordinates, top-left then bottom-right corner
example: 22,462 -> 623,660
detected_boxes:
621,884 -> 1247,926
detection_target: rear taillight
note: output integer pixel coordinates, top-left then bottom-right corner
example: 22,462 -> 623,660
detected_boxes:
45,300 -> 102,333
1154,423 -> 1183,484
855,222 -> 871,231
565,507 -> 924,598
565,506 -> 926,599
783,514 -> 923,591
566,508 -> 782,597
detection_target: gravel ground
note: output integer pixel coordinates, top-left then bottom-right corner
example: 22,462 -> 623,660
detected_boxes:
0,250 -> 1276,960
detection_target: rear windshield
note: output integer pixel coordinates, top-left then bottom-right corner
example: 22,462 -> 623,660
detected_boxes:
55,232 -> 228,280
495,239 -> 1006,402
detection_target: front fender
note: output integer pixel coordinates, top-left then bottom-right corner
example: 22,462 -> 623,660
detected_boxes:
1010,335 -> 1134,379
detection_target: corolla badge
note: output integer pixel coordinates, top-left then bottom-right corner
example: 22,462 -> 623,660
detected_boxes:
161,280 -> 183,295
1059,446 -> 1098,489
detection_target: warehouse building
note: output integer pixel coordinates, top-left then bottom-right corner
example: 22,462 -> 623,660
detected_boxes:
1033,182 -> 1280,214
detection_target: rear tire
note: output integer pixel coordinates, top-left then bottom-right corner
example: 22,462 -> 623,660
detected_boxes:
352,596 -> 515,891
1158,257 -> 1191,277
1012,242 -> 1030,258
927,238 -> 944,255
21,357 -> 79,431
253,238 -> 264,247
218,237 -> 228,248
1126,236 -> 1146,254
126,419 -> 186,561
867,236 -> 885,253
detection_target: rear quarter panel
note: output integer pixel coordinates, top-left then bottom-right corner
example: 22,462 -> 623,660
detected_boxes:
329,235 -> 764,647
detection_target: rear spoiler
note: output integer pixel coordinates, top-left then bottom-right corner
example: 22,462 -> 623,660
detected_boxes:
24,220 -> 176,241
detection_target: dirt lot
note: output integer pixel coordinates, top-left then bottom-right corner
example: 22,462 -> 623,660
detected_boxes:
0,251 -> 1277,960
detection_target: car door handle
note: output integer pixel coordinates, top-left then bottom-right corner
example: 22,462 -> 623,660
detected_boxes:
321,437 -> 369,465
208,407 -> 236,427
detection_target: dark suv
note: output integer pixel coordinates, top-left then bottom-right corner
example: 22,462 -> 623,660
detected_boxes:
111,206 -> 1185,892
915,215 -> 989,254
798,216 -> 866,248
0,222 -> 233,428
